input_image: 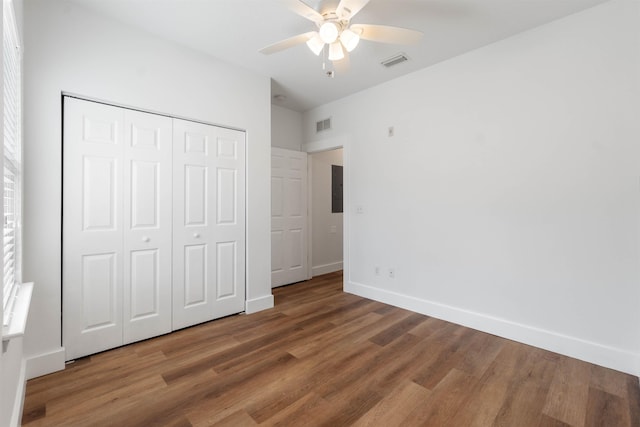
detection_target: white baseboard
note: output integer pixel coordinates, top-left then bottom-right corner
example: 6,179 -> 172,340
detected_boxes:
312,261 -> 343,277
345,280 -> 640,376
26,347 -> 66,380
245,294 -> 274,314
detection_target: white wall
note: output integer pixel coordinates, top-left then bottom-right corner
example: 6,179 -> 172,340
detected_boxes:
272,104 -> 302,151
303,0 -> 640,375
22,0 -> 273,378
310,149 -> 344,276
1,337 -> 25,427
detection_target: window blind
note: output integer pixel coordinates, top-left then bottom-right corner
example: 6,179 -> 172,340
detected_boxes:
3,0 -> 21,326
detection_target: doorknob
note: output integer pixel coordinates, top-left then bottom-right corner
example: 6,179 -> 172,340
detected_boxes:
142,236 -> 150,242
193,233 -> 200,238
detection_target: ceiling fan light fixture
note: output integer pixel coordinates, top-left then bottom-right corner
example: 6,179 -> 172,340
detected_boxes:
306,33 -> 324,56
328,42 -> 344,61
258,0 -> 424,78
339,28 -> 360,52
319,22 -> 339,44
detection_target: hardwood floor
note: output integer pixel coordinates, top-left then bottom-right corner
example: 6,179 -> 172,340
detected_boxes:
22,271 -> 640,426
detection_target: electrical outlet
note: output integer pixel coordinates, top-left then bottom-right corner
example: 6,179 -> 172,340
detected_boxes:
388,268 -> 395,279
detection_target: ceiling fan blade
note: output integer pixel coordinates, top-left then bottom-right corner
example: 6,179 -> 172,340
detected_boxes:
350,24 -> 423,44
280,0 -> 323,23
336,0 -> 370,20
333,51 -> 351,74
259,31 -> 316,55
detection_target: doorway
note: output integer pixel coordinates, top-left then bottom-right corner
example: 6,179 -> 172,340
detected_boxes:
270,146 -> 344,288
309,148 -> 344,277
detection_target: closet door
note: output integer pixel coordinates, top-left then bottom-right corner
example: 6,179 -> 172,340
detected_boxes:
172,119 -> 246,330
63,98 -> 125,360
122,110 -> 173,343
63,98 -> 174,359
271,148 -> 308,287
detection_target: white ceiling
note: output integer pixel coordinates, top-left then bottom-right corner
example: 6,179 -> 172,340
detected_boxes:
70,0 -> 607,112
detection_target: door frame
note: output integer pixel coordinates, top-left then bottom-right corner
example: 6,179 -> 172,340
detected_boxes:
303,135 -> 350,284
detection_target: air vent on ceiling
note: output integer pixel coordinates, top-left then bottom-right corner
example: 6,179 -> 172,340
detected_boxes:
381,53 -> 410,68
316,117 -> 332,133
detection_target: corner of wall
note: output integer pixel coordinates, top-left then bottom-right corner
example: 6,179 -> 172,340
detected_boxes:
1,337 -> 28,427
8,358 -> 27,427
345,280 -> 640,376
245,294 -> 274,315
26,347 -> 65,379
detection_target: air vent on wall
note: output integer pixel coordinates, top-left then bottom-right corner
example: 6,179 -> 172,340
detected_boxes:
381,53 -> 409,68
316,117 -> 332,133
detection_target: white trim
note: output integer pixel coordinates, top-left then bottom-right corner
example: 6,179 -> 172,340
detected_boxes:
9,358 -> 26,427
306,156 -> 313,280
303,134 -> 348,154
245,294 -> 274,314
25,347 -> 65,379
2,282 -> 32,340
312,262 -> 344,277
342,139 -> 350,289
345,280 -> 640,376
303,133 -> 351,288
62,92 -> 245,133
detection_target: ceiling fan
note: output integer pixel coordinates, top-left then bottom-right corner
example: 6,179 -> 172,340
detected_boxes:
259,0 -> 423,71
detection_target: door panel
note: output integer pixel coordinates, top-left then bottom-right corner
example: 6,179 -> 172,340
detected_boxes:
217,168 -> 236,224
216,241 -> 237,298
81,252 -> 118,330
173,119 -> 245,330
271,148 -> 309,287
130,161 -> 159,228
184,244 -> 207,306
123,109 -> 172,344
63,98 -> 125,360
185,165 -> 207,226
129,249 -> 159,319
288,178 -> 303,216
82,156 -> 117,231
289,229 -> 303,268
271,230 -> 284,273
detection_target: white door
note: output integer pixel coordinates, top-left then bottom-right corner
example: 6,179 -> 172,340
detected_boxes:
63,98 -> 125,360
122,110 -> 173,344
172,119 -> 246,330
63,98 -> 174,359
271,148 -> 309,287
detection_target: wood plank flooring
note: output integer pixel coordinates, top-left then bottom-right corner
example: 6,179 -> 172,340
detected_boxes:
22,271 -> 640,426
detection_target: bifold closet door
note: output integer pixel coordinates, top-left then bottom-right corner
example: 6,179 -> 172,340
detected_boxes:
63,99 -> 124,360
172,119 -> 246,330
122,109 -> 173,344
63,97 -> 173,360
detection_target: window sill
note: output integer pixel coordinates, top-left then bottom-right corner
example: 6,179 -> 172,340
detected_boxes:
2,282 -> 33,342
